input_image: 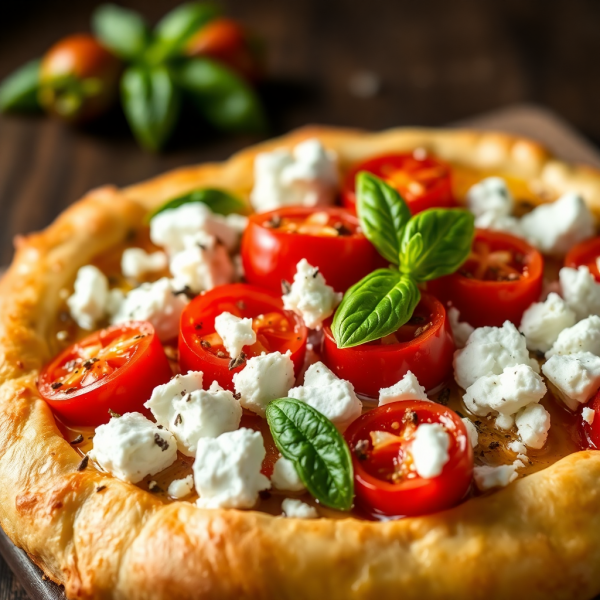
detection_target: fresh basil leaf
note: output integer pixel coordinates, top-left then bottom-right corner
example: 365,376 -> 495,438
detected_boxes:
92,4 -> 150,60
0,59 -> 41,113
332,269 -> 421,348
399,208 -> 475,282
121,64 -> 180,152
175,58 -> 266,133
149,188 -> 249,220
356,171 -> 411,265
266,398 -> 354,511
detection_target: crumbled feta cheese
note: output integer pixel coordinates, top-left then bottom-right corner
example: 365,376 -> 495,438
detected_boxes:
193,428 -> 270,509
461,418 -> 479,448
282,259 -> 342,329
281,498 -> 318,519
448,307 -> 475,349
271,457 -> 305,492
67,265 -> 116,330
111,277 -> 187,341
288,361 -> 362,428
453,321 -> 539,390
473,462 -> 520,491
410,423 -> 450,479
250,139 -> 338,212
89,412 -> 177,483
519,292 -> 576,353
541,352 -> 600,410
545,315 -> 600,358
495,413 -> 515,430
559,266 -> 600,321
233,351 -> 295,417
507,439 -> 528,455
520,193 -> 595,256
214,312 -> 257,358
466,177 -> 514,218
121,248 -> 167,279
582,406 -> 595,425
378,371 -> 429,406
168,474 -> 194,499
515,403 -> 551,449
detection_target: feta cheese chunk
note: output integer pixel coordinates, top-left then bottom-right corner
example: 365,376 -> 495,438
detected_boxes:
467,177 -> 514,218
282,259 -> 342,329
508,440 -> 528,455
281,498 -> 318,519
214,311 -> 257,358
111,277 -> 187,341
121,248 -> 167,279
453,321 -> 539,390
378,371 -> 428,406
474,212 -> 525,237
515,403 -> 551,449
233,351 -> 295,417
271,457 -> 305,492
288,362 -> 362,427
448,307 -> 475,349
250,139 -> 338,213
582,406 -> 595,425
520,193 -> 595,256
89,412 -> 177,483
473,462 -> 520,491
461,418 -> 479,448
541,352 -> 600,410
410,423 -> 450,478
559,266 -> 600,321
545,315 -> 600,358
193,428 -> 270,509
168,474 -> 194,499
519,292 -> 576,353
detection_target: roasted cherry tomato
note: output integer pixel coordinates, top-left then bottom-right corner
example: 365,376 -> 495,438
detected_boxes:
565,236 -> 600,282
345,400 -> 473,518
39,34 -> 121,123
179,283 -> 307,390
322,294 -> 454,399
581,389 -> 600,449
342,152 -> 454,215
38,322 -> 171,427
427,229 -> 543,328
241,207 -> 386,293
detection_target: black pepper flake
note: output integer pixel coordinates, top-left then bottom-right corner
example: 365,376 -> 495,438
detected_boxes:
228,352 -> 246,370
183,393 -> 192,403
96,485 -> 107,493
175,413 -> 182,426
148,481 -> 162,493
70,434 -> 84,445
201,340 -> 211,349
403,409 -> 419,425
264,215 -> 282,229
64,359 -> 79,372
437,388 -> 451,405
51,382 -> 63,390
173,285 -> 197,300
237,300 -> 247,310
65,387 -> 77,394
108,409 -> 121,418
157,424 -> 164,429
354,439 -> 369,461
83,357 -> 99,369
281,279 -> 291,295
154,433 -> 169,451
77,455 -> 89,471
489,441 -> 500,450
312,267 -> 320,278
259,489 -> 271,501
194,322 -> 203,330
332,222 -> 352,236
233,392 -> 241,400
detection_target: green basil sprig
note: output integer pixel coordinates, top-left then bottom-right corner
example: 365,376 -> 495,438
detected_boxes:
333,172 -> 474,349
266,398 -> 354,511
150,188 -> 249,220
0,60 -> 41,113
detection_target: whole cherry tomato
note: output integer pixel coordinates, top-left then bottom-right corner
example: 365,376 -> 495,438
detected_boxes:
241,206 -> 386,294
321,294 -> 454,399
39,34 -> 121,123
342,152 -> 454,215
179,283 -> 307,390
427,229 -> 543,328
38,322 -> 171,427
345,400 -> 473,518
565,236 -> 600,282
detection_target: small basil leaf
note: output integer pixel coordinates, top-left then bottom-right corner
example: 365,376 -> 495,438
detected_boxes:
356,171 -> 411,265
121,65 -> 180,152
266,398 -> 354,511
0,59 -> 41,113
399,208 -> 475,282
149,188 -> 249,220
92,4 -> 150,60
332,269 -> 421,348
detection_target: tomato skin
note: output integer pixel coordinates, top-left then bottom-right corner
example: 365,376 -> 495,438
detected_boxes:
427,229 -> 544,328
565,236 -> 600,282
241,206 -> 385,293
342,153 -> 454,215
179,283 -> 307,390
345,401 -> 473,518
321,294 -> 454,399
38,322 -> 171,427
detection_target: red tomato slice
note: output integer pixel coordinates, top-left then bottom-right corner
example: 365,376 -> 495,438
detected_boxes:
322,294 -> 454,399
580,389 -> 600,449
345,400 -> 473,518
342,152 -> 454,215
178,283 -> 307,390
427,229 -> 544,328
241,206 -> 386,293
565,236 -> 600,282
38,322 -> 172,427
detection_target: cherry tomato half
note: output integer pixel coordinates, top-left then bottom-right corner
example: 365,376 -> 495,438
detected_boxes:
427,229 -> 544,328
179,283 -> 307,390
345,400 -> 473,518
241,207 -> 386,293
322,294 -> 454,399
565,236 -> 600,282
581,389 -> 600,449
38,322 -> 171,427
342,152 -> 454,215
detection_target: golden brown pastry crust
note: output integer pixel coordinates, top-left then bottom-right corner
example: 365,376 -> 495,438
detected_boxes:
1,126 -> 600,600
